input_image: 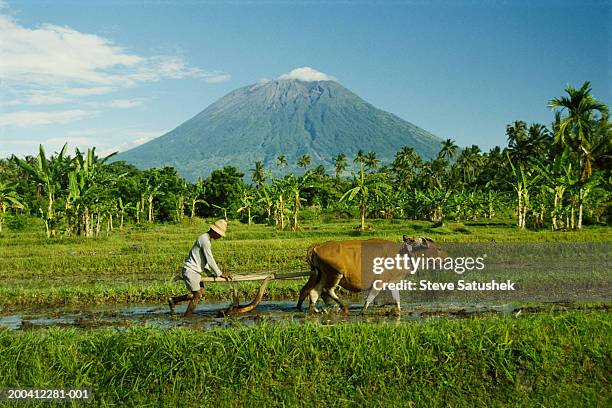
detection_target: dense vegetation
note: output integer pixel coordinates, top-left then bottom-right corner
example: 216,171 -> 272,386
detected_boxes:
1,312 -> 609,406
0,82 -> 610,238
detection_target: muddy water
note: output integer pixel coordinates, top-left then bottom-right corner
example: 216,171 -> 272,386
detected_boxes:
0,300 -> 534,331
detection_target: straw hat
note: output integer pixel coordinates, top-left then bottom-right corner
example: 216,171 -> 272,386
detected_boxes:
209,219 -> 227,237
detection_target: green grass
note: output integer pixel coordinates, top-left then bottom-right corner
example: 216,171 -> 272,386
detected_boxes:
1,217 -> 610,308
0,312 -> 609,407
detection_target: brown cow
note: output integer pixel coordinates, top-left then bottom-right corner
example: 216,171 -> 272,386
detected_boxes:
297,236 -> 444,314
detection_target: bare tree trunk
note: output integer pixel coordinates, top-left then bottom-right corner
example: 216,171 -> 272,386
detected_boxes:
96,211 -> 101,237
148,195 -> 153,223
517,188 -> 523,229
293,192 -> 299,231
360,196 -> 366,231
82,207 -> 90,237
578,187 -> 583,229
279,195 -> 285,230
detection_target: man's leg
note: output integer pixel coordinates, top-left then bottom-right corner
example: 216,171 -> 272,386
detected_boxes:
168,293 -> 193,313
169,269 -> 203,314
184,288 -> 205,317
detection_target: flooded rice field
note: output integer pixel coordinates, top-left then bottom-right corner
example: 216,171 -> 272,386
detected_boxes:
1,299 -> 603,331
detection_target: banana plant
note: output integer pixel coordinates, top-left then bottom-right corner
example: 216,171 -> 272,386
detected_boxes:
256,184 -> 274,225
340,162 -> 388,231
12,143 -> 70,237
236,186 -> 256,225
188,178 -> 209,222
285,172 -> 314,231
506,152 -> 542,229
0,182 -> 25,234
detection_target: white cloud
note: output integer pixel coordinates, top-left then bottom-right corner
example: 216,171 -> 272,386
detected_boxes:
278,67 -> 336,82
100,131 -> 160,155
0,13 -> 230,109
108,99 -> 143,109
64,87 -> 115,97
0,109 -> 95,127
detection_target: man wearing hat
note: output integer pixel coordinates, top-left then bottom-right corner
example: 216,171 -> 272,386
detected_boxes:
168,219 -> 232,316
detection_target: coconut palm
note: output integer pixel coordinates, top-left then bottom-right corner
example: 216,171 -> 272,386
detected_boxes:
549,81 -> 609,228
276,155 -> 287,168
364,151 -> 380,171
251,161 -> 266,189
297,154 -> 311,169
333,153 -> 347,180
439,138 -> 458,161
506,120 -> 530,166
392,146 -> 419,188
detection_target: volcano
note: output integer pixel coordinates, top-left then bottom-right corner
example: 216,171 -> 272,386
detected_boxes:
116,68 -> 444,180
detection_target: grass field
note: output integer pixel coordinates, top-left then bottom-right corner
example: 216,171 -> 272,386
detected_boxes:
0,312 -> 610,406
1,218 -> 610,407
1,217 -> 611,309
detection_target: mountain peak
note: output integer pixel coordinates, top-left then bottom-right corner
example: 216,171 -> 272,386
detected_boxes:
277,67 -> 336,82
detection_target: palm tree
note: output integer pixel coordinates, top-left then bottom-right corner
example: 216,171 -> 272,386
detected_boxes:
276,155 -> 287,168
456,145 -> 483,186
297,154 -> 311,169
506,120 -> 530,165
353,149 -> 366,165
251,161 -> 266,189
333,153 -> 347,180
527,123 -> 551,159
364,151 -> 380,171
439,138 -> 458,161
392,146 -> 418,188
548,81 -> 609,228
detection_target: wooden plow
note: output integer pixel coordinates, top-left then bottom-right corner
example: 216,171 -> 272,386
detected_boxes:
200,271 -> 311,316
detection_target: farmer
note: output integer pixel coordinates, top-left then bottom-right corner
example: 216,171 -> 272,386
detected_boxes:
168,219 -> 232,316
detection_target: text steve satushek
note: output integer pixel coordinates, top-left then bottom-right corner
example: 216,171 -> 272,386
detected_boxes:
373,279 -> 516,291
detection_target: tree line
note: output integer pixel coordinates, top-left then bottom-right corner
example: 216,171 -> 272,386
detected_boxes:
0,81 -> 609,237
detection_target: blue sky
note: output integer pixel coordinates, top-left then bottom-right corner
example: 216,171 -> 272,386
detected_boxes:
0,0 -> 609,159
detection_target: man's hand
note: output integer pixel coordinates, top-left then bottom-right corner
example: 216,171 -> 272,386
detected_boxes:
220,273 -> 233,281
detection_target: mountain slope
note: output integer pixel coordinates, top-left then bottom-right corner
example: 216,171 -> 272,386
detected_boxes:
116,78 -> 443,181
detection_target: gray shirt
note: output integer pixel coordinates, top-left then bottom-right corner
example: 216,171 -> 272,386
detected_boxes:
183,232 -> 223,277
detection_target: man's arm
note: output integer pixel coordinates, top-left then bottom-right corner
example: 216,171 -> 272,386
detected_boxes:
201,234 -> 223,277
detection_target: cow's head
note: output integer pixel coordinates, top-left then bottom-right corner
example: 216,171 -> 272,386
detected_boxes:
401,235 -> 445,257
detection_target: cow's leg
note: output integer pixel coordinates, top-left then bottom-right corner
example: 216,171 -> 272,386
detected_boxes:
297,269 -> 319,311
390,287 -> 401,315
308,278 -> 326,314
363,286 -> 381,313
325,274 -> 347,314
308,287 -> 320,313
